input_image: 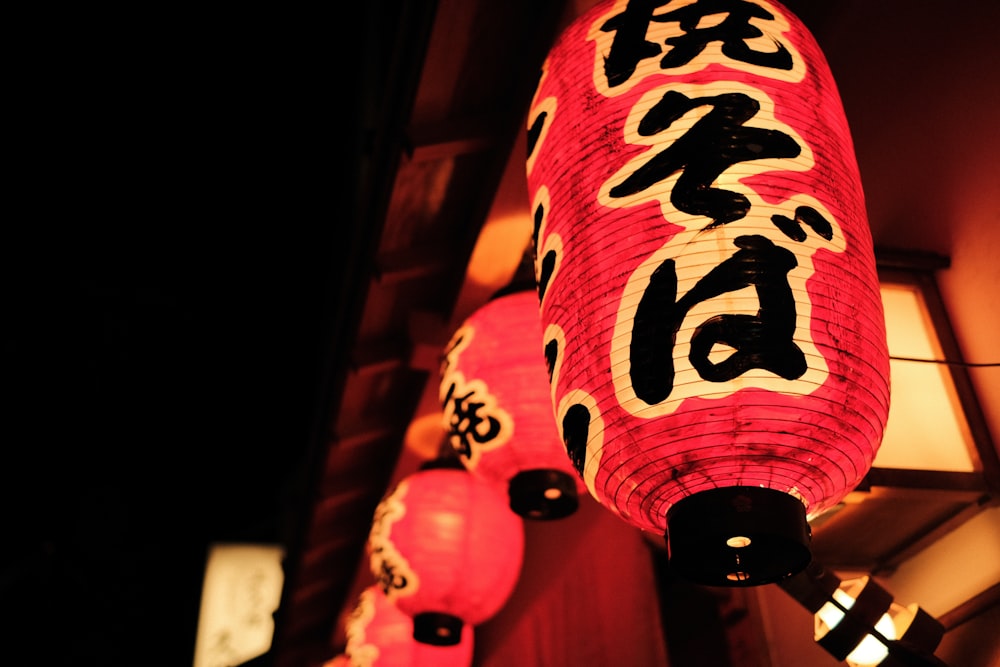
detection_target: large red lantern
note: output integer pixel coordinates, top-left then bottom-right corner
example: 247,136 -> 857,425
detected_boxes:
526,0 -> 889,586
341,585 -> 474,667
439,287 -> 588,520
367,463 -> 524,645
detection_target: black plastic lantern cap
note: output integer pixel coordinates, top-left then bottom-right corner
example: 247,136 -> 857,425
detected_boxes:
413,611 -> 464,646
666,486 -> 811,587
508,469 -> 580,520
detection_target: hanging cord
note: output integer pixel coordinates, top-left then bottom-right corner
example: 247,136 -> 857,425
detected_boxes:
889,355 -> 1000,368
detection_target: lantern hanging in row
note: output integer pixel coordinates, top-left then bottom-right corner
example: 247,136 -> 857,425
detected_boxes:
341,585 -> 474,667
367,461 -> 524,645
525,0 -> 890,586
439,286 -> 587,520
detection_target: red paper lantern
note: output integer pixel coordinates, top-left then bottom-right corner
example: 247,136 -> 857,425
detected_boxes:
439,287 -> 587,519
342,585 -> 474,667
525,0 -> 889,586
367,465 -> 524,645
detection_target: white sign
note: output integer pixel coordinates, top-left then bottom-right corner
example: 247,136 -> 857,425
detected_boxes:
192,542 -> 285,667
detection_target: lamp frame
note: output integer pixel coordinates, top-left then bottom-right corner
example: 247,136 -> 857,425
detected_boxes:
871,248 -> 1000,496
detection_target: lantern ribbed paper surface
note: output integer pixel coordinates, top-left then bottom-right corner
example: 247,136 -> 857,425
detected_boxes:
440,289 -> 587,519
367,467 -> 524,644
526,0 -> 889,585
343,586 -> 474,667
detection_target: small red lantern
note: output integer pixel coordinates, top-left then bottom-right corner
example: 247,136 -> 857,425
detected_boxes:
342,585 -> 474,667
367,464 -> 524,645
526,0 -> 889,586
439,287 -> 587,519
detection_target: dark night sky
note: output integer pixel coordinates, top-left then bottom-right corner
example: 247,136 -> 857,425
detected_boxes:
5,8 -> 350,665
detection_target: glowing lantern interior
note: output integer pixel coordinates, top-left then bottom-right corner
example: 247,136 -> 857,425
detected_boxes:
366,466 -> 525,643
525,0 -> 889,585
343,586 -> 474,666
440,288 -> 587,519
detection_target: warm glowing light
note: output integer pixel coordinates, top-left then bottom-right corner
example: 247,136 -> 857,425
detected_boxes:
367,467 -> 524,645
440,289 -> 586,520
877,283 -> 976,471
404,412 -> 452,458
192,543 -> 285,667
726,536 -> 751,548
815,586 -> 850,632
344,586 -> 474,667
814,578 -> 897,667
846,611 -> 895,666
526,0 -> 888,585
883,504 -> 1000,617
464,214 -> 533,289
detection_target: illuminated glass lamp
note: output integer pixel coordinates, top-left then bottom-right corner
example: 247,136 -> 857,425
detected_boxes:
440,288 -> 587,519
366,464 -> 524,646
342,585 -> 474,667
814,576 -> 945,666
526,0 -> 889,585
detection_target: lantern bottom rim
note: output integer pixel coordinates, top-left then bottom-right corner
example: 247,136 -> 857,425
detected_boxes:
509,468 -> 580,520
665,486 -> 811,587
413,611 -> 464,646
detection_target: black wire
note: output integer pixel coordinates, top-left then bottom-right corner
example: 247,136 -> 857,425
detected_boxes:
889,355 -> 1000,368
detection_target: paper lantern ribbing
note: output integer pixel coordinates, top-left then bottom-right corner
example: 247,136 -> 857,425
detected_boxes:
526,0 -> 889,586
342,586 -> 474,667
440,288 -> 587,519
367,466 -> 524,645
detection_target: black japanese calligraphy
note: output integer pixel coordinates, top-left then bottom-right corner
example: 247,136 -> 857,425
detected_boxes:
655,0 -> 793,71
609,89 -> 801,228
562,403 -> 592,477
600,0 -> 793,89
442,383 -> 503,458
630,233 -> 806,404
771,205 -> 833,242
367,485 -> 414,599
533,201 -> 558,301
